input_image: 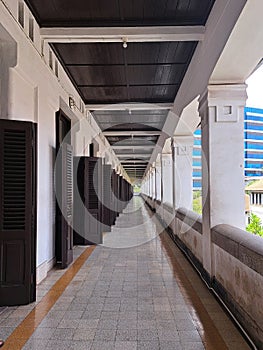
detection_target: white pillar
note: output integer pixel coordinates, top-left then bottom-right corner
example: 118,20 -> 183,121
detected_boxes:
152,165 -> 156,200
199,84 -> 247,275
149,171 -> 152,198
147,172 -> 150,197
161,152 -> 173,206
172,135 -> 194,209
156,155 -> 162,201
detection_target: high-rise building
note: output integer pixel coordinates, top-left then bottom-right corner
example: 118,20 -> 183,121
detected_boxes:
244,106 -> 263,177
193,106 -> 263,190
193,128 -> 202,190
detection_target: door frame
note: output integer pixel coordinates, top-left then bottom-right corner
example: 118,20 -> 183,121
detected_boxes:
55,110 -> 72,267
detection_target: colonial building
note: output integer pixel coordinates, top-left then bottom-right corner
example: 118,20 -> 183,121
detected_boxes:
0,1 -> 263,349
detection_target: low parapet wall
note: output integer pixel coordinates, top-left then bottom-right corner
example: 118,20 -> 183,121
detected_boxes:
211,225 -> 263,348
141,193 -> 263,348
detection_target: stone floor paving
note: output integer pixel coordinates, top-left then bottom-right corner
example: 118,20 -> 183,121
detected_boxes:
0,197 -> 251,350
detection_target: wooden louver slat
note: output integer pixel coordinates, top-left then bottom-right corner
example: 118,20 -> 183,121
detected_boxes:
3,130 -> 26,231
88,160 -> 99,210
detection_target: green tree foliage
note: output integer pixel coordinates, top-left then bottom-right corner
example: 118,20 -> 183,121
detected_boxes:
193,192 -> 202,215
246,213 -> 263,237
193,190 -> 201,200
133,185 -> 141,193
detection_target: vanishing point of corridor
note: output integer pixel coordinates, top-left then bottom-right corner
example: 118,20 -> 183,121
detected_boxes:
0,197 -> 250,350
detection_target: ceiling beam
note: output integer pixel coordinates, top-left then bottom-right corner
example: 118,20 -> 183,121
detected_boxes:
117,154 -> 151,158
88,103 -> 173,111
40,26 -> 205,43
125,171 -> 146,173
123,165 -> 147,168
103,131 -> 162,136
121,160 -> 148,163
112,145 -> 155,150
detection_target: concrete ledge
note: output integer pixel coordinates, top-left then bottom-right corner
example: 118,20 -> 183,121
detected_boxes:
212,277 -> 263,350
176,207 -> 202,234
212,224 -> 263,276
163,202 -> 173,214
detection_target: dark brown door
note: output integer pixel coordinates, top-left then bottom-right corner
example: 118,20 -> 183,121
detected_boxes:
102,164 -> 112,232
73,157 -> 88,245
111,171 -> 119,220
0,119 -> 37,306
55,110 -> 73,268
61,143 -> 73,267
85,157 -> 102,244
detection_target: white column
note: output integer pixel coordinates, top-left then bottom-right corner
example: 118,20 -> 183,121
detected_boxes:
172,135 -> 194,209
147,172 -> 150,197
199,84 -> 247,275
161,152 -> 173,206
149,171 -> 152,198
142,179 -> 146,195
148,172 -> 151,197
152,165 -> 156,200
155,154 -> 162,201
143,174 -> 146,195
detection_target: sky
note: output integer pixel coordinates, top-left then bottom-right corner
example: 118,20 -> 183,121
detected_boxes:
246,63 -> 263,108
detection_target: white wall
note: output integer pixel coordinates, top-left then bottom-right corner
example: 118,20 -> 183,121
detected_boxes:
0,0 -> 120,282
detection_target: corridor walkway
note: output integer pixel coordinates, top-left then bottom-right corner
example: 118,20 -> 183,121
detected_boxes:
1,197 -> 251,350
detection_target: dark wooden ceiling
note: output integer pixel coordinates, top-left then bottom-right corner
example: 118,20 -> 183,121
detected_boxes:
24,0 -> 215,179
25,0 -> 215,27
106,135 -> 159,146
52,42 -> 197,104
92,109 -> 167,132
93,109 -> 165,178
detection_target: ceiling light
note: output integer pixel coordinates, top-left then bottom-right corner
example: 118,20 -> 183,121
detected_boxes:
122,38 -> 128,49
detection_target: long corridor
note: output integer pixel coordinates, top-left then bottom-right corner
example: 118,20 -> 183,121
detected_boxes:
1,197 -> 251,350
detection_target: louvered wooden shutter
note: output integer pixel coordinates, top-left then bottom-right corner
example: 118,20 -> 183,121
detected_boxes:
102,164 -> 112,231
73,157 -> 88,245
110,170 -> 117,224
84,157 -> 102,244
88,160 -> 98,210
0,119 -> 37,306
61,143 -> 73,268
3,129 -> 27,230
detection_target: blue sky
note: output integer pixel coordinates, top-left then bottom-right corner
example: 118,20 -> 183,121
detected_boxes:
246,64 -> 263,108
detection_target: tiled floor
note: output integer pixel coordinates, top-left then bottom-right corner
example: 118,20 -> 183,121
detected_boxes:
0,197 -> 251,350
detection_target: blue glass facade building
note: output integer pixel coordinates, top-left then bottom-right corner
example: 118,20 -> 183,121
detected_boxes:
244,107 -> 263,177
193,128 -> 202,190
193,106 -> 263,190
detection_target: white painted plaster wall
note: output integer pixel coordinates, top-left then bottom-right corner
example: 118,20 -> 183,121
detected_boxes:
0,0 -> 120,282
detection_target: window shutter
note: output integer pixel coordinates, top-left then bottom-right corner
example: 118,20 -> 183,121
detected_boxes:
0,119 -> 37,306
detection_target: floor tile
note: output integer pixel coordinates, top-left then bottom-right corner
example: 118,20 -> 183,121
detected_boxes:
114,341 -> 137,350
4,198 -> 251,350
